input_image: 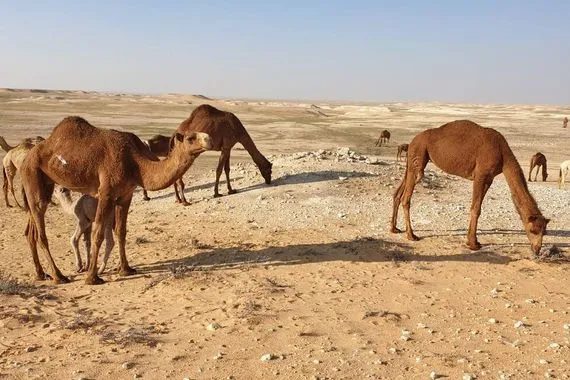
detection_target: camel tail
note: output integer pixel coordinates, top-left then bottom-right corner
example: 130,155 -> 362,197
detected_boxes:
0,136 -> 15,152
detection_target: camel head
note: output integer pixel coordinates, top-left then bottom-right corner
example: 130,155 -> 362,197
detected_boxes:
261,162 -> 272,184
172,132 -> 212,156
53,185 -> 72,204
525,215 -> 550,255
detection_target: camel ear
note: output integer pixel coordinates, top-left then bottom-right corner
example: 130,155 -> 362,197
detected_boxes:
175,133 -> 184,143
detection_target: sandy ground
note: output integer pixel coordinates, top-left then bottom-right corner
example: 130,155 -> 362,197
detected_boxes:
0,89 -> 569,380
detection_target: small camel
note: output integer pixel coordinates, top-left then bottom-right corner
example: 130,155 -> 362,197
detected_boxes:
20,116 -> 211,285
2,139 -> 37,207
563,117 -> 568,128
528,152 -> 548,182
559,160 -> 570,188
173,104 -> 272,203
396,143 -> 409,162
141,134 -> 171,201
53,185 -> 114,274
375,130 -> 391,146
391,120 -> 549,255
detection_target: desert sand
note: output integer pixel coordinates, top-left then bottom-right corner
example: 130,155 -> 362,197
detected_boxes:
0,88 -> 569,379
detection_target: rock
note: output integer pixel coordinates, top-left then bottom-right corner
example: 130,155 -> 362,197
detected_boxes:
260,353 -> 276,361
463,374 -> 476,380
430,371 -> 443,379
549,343 -> 560,350
514,321 -> 525,328
122,362 -> 134,370
488,318 -> 497,324
206,323 -> 220,331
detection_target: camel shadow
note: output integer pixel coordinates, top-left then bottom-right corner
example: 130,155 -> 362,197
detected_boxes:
136,237 -> 517,276
273,170 -> 376,186
137,177 -> 244,201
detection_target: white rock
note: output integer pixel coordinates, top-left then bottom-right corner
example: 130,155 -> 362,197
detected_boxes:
122,362 -> 134,370
463,374 -> 476,380
206,322 -> 220,331
488,318 -> 497,324
260,353 -> 276,361
549,342 -> 560,350
525,299 -> 536,304
514,321 -> 525,328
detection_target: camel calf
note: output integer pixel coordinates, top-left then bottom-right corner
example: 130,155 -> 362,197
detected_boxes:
53,185 -> 115,274
559,160 -> 570,188
528,152 -> 548,182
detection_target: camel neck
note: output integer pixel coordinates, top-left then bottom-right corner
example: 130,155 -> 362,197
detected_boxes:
502,153 -> 542,220
137,151 -> 198,191
239,133 -> 269,168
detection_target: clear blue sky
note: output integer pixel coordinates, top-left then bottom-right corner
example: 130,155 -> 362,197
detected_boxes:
1,1 -> 569,104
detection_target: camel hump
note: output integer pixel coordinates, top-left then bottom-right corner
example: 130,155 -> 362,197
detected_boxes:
52,116 -> 97,139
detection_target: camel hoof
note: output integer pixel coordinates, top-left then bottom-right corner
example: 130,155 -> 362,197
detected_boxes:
407,234 -> 421,241
390,226 -> 403,234
228,189 -> 237,195
143,196 -> 151,201
76,267 -> 86,273
182,201 -> 191,207
53,275 -> 71,284
119,267 -> 137,276
85,275 -> 105,285
467,242 -> 482,251
213,193 -> 223,198
35,272 -> 52,281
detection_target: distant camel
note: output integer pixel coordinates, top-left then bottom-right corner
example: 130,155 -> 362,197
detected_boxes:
559,160 -> 570,188
396,143 -> 409,161
20,116 -> 211,284
528,152 -> 548,182
563,117 -> 568,128
0,136 -> 44,152
391,120 -> 549,255
53,185 -> 114,274
173,104 -> 272,203
375,130 -> 391,146
141,134 -> 171,201
2,140 -> 37,208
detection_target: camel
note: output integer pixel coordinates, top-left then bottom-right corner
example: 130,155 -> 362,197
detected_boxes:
390,120 -> 549,255
141,134 -> 171,201
563,117 -> 568,128
559,160 -> 570,188
173,104 -> 272,203
52,185 -> 114,274
528,152 -> 548,182
20,116 -> 211,285
0,136 -> 44,152
375,130 -> 391,146
2,140 -> 37,207
396,143 -> 409,162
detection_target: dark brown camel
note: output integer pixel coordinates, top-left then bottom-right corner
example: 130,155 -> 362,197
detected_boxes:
563,117 -> 568,128
528,152 -> 548,182
390,120 -> 549,255
396,143 -> 409,162
375,130 -> 391,146
173,104 -> 272,204
20,116 -> 211,285
141,134 -> 171,201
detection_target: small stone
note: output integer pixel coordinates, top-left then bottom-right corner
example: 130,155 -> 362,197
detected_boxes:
563,324 -> 570,330
539,359 -> 548,365
488,318 -> 497,324
122,362 -> 134,370
514,321 -> 525,328
313,359 -> 321,364
525,299 -> 536,304
430,371 -> 442,379
549,343 -> 560,350
213,352 -> 224,360
24,346 -> 37,353
417,323 -> 426,329
260,353 -> 276,361
206,323 -> 220,331
133,375 -> 141,379
505,303 -> 512,308
463,374 -> 476,380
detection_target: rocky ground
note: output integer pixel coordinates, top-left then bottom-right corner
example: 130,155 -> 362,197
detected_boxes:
0,90 -> 569,379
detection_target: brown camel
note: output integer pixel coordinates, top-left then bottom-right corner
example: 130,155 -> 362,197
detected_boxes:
375,130 -> 391,146
20,116 -> 211,285
563,117 -> 568,128
141,134 -> 171,201
390,120 -> 549,255
528,152 -> 548,182
2,139 -> 39,207
396,143 -> 409,162
173,104 -> 272,203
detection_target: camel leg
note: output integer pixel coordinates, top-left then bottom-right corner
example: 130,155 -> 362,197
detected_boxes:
27,198 -> 70,284
85,195 -> 113,285
24,219 -> 50,281
176,177 -> 190,206
3,167 -> 12,208
213,151 -> 228,198
99,220 -> 114,274
534,167 -> 539,182
83,225 -> 92,271
224,149 -> 236,195
6,166 -> 21,208
401,174 -> 422,241
115,195 -> 136,276
527,165 -> 533,182
71,222 -> 87,272
466,177 -> 492,250
390,178 -> 406,233
142,189 -> 150,201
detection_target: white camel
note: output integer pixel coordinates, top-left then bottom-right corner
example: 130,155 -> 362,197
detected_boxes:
559,160 -> 570,189
52,185 -> 115,273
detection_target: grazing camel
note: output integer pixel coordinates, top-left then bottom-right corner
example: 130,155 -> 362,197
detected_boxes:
375,130 -> 391,146
396,143 -> 409,162
173,104 -> 272,203
528,152 -> 548,182
390,120 -> 549,255
20,116 -> 211,285
141,134 -> 171,201
53,185 -> 114,274
559,160 -> 570,188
